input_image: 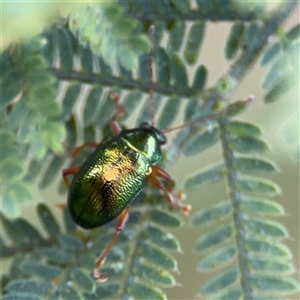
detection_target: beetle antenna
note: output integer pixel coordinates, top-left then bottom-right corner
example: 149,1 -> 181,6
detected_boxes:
162,96 -> 254,134
149,24 -> 155,126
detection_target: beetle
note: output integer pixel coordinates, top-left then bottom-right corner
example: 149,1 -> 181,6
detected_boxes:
61,26 -> 252,282
62,91 -> 193,281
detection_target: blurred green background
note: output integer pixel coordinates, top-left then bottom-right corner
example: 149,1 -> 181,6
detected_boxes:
1,2 -> 299,299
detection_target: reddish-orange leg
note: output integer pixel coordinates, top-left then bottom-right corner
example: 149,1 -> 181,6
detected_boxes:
92,92 -> 128,281
148,166 -> 191,215
109,92 -> 124,135
56,143 -> 99,209
59,92 -> 128,281
94,206 -> 129,282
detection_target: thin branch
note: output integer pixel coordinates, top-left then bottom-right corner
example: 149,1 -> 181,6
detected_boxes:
48,68 -> 193,97
127,10 -> 259,22
218,117 -> 253,300
228,0 -> 297,81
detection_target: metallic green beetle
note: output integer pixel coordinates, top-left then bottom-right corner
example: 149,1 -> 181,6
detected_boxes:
63,116 -> 191,282
68,124 -> 168,229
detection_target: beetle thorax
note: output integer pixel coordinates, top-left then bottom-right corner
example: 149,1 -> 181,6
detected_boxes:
119,127 -> 163,165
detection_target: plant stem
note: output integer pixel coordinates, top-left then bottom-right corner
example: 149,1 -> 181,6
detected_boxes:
218,117 -> 252,300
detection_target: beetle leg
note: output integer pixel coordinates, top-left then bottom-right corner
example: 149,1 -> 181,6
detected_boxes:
148,169 -> 191,215
151,165 -> 173,191
56,166 -> 83,210
68,141 -> 98,159
54,203 -> 67,209
62,165 -> 81,188
94,206 -> 129,282
151,166 -> 187,199
109,92 -> 124,135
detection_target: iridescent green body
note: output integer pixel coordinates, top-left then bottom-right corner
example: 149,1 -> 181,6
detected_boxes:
68,124 -> 166,229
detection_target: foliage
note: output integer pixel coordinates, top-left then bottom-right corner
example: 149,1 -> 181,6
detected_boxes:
1,1 -> 299,299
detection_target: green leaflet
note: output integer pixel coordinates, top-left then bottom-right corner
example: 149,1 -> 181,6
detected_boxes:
244,216 -> 288,238
62,84 -> 81,121
58,284 -> 83,300
91,284 -> 120,299
154,47 -> 171,87
84,86 -> 104,127
248,257 -> 295,274
170,54 -> 188,91
4,279 -> 52,296
241,198 -> 285,216
234,157 -> 278,174
287,23 -> 300,40
80,45 -> 94,74
40,247 -> 74,265
55,25 -> 74,72
157,96 -> 181,129
183,127 -> 220,156
37,203 -> 61,236
209,287 -> 243,300
139,52 -> 150,84
261,42 -> 282,66
262,56 -> 290,90
192,65 -> 207,94
57,234 -> 84,252
237,177 -> 281,197
98,55 -> 112,77
192,200 -> 231,227
246,238 -> 292,258
250,275 -> 299,294
122,91 -> 143,121
184,163 -> 225,190
195,0 -> 214,12
64,116 -> 78,149
6,182 -> 33,204
200,267 -> 239,295
194,224 -> 234,252
184,22 -> 205,65
1,213 -> 27,244
168,21 -> 185,52
150,209 -> 182,227
134,262 -> 176,287
41,121 -> 65,154
244,22 -> 260,48
225,21 -> 244,59
253,296 -> 285,300
144,225 -> 181,251
170,0 -> 190,13
197,245 -> 237,271
118,58 -> 133,80
264,71 -> 298,103
39,155 -> 65,189
2,293 -> 43,300
63,208 -> 77,232
140,242 -> 178,270
128,282 -> 166,300
229,136 -> 269,153
136,94 -> 162,126
226,120 -> 262,137
21,262 -> 62,281
71,267 -> 96,292
93,92 -> 117,129
13,218 -> 43,242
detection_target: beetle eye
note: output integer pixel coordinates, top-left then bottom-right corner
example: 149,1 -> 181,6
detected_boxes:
140,122 -> 150,129
159,134 -> 167,145
139,122 -> 167,145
